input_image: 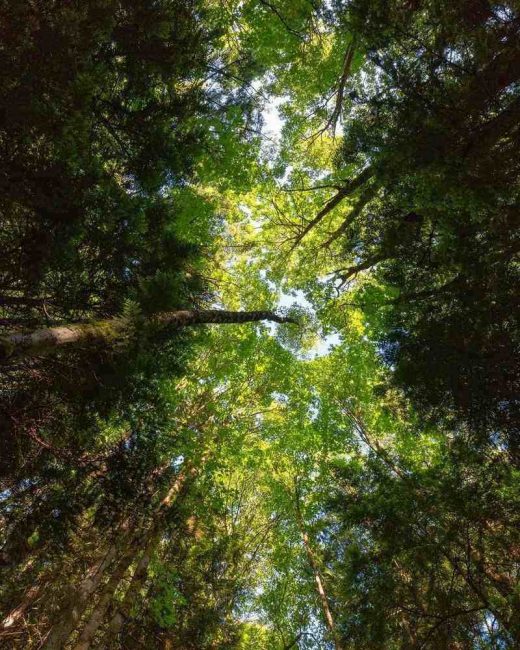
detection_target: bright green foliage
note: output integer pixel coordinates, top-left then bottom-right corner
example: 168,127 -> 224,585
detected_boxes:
287,0 -> 519,443
0,1 -> 518,649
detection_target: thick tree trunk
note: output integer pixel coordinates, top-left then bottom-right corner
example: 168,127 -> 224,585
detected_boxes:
105,458 -> 204,643
44,457 -> 204,649
0,295 -> 52,308
0,318 -> 129,362
105,535 -> 157,642
0,310 -> 295,362
0,584 -> 43,631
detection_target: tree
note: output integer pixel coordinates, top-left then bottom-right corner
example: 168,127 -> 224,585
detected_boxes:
0,0 -> 209,321
0,309 -> 297,362
1,1 -> 518,648
273,0 -> 520,446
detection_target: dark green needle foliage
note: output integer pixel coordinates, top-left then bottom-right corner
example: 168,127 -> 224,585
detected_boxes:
334,0 -> 520,445
0,0 -> 211,477
0,3 -> 213,644
0,1 -> 518,649
326,436 -> 520,648
0,0 -> 209,314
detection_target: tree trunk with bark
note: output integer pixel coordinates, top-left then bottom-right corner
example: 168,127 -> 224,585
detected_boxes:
41,544 -> 119,650
72,552 -> 136,650
0,310 -> 295,362
105,531 -> 159,644
0,584 -> 44,632
0,295 -> 53,308
294,489 -> 344,650
43,456 -> 206,649
105,458 -> 206,644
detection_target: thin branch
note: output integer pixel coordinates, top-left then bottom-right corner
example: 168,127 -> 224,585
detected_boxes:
326,40 -> 357,136
321,184 -> 377,249
342,407 -> 408,480
334,253 -> 388,289
282,182 -> 344,193
307,39 -> 356,142
290,167 -> 374,250
283,632 -> 303,650
258,0 -> 304,39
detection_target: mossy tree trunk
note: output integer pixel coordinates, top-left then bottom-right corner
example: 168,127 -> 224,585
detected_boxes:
0,310 -> 295,363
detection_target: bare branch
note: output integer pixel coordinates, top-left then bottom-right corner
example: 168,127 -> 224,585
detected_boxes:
289,166 -> 374,250
329,40 -> 356,135
334,252 -> 388,288
282,182 -> 344,193
307,38 -> 356,142
321,184 -> 377,249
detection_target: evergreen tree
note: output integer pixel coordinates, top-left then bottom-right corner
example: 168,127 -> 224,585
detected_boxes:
0,1 -> 518,648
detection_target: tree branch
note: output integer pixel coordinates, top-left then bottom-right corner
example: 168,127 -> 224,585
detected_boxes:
258,0 -> 304,38
321,184 -> 377,249
290,167 -> 373,250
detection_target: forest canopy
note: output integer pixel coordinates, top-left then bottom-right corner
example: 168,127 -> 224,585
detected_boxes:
0,1 -> 518,649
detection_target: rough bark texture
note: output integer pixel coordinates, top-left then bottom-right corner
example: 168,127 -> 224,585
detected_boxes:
0,319 -> 128,362
0,295 -> 53,307
106,537 -> 156,642
46,458 -> 203,649
107,458 -> 204,642
152,309 -> 296,327
0,584 -> 43,631
72,553 -> 135,650
0,310 -> 296,362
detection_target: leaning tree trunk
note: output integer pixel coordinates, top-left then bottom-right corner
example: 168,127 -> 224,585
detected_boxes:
41,544 -> 119,650
45,456 -> 206,649
72,552 -> 136,650
105,456 -> 207,644
0,584 -> 44,633
105,543 -> 154,643
0,309 -> 295,362
0,294 -> 52,308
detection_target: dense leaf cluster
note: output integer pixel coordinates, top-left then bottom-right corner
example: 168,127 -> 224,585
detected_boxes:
0,1 -> 518,649
337,0 -> 520,443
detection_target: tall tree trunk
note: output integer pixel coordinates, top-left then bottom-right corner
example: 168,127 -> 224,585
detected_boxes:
0,295 -> 52,308
45,456 -> 205,649
294,490 -> 344,650
72,552 -> 135,650
105,529 -> 163,644
105,457 -> 206,643
0,583 -> 44,632
41,544 -> 119,650
0,310 -> 295,362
